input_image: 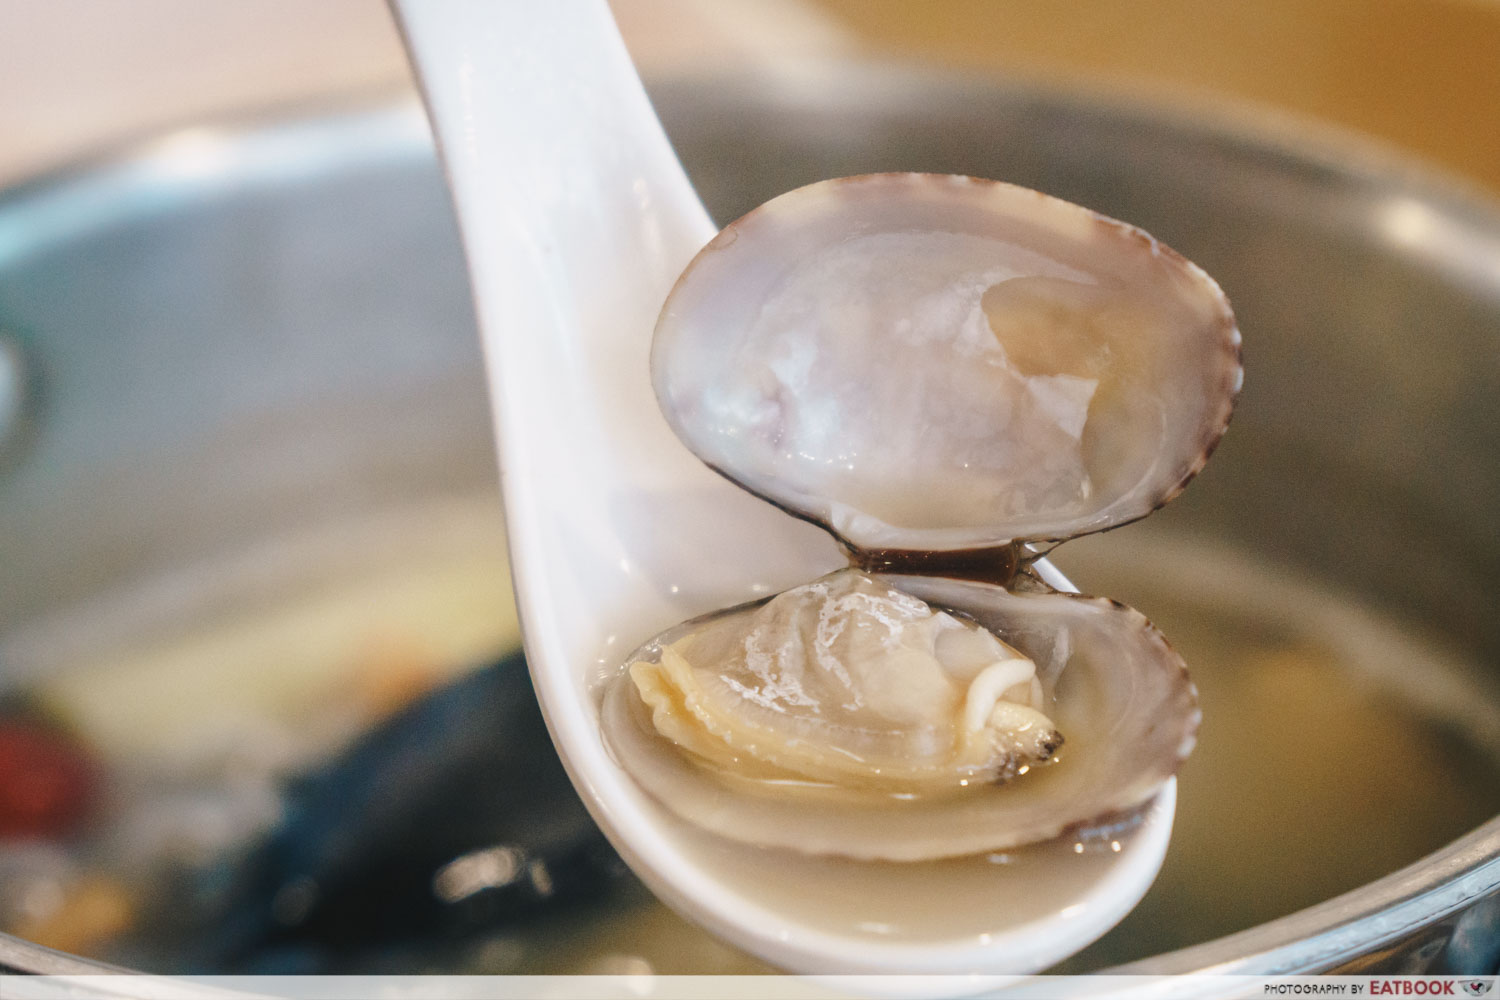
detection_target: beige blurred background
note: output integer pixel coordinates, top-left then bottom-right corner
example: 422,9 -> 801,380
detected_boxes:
0,0 -> 1497,196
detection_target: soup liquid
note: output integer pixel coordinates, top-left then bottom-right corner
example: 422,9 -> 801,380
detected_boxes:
1051,531 -> 1500,969
7,524 -> 1498,973
496,532 -> 1500,973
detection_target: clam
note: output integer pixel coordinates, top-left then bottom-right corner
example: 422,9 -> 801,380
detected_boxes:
602,173 -> 1239,862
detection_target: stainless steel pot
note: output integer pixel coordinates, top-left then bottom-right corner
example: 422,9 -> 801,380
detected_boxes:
1,67 -> 1497,976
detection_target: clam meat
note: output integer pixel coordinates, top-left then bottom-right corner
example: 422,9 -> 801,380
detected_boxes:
625,569 -> 1061,794
602,173 -> 1239,862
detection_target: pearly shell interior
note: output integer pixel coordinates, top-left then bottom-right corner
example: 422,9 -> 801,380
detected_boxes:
652,173 -> 1241,554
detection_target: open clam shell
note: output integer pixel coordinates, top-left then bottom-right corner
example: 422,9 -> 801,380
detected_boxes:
601,571 -> 1199,862
652,173 -> 1242,554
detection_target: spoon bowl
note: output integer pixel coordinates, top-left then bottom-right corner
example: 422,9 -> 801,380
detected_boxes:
392,0 -> 1178,973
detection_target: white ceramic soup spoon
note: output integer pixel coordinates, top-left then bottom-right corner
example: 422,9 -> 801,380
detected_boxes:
392,0 -> 1177,975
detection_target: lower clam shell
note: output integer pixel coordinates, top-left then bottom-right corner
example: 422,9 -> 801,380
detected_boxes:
601,573 -> 1198,862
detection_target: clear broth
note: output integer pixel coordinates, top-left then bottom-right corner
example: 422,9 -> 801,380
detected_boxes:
3,523 -> 1497,974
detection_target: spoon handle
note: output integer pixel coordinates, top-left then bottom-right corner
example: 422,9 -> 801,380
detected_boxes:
392,0 -> 733,662
392,0 -> 712,276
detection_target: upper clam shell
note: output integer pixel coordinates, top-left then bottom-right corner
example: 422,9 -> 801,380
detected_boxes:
652,173 -> 1241,553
